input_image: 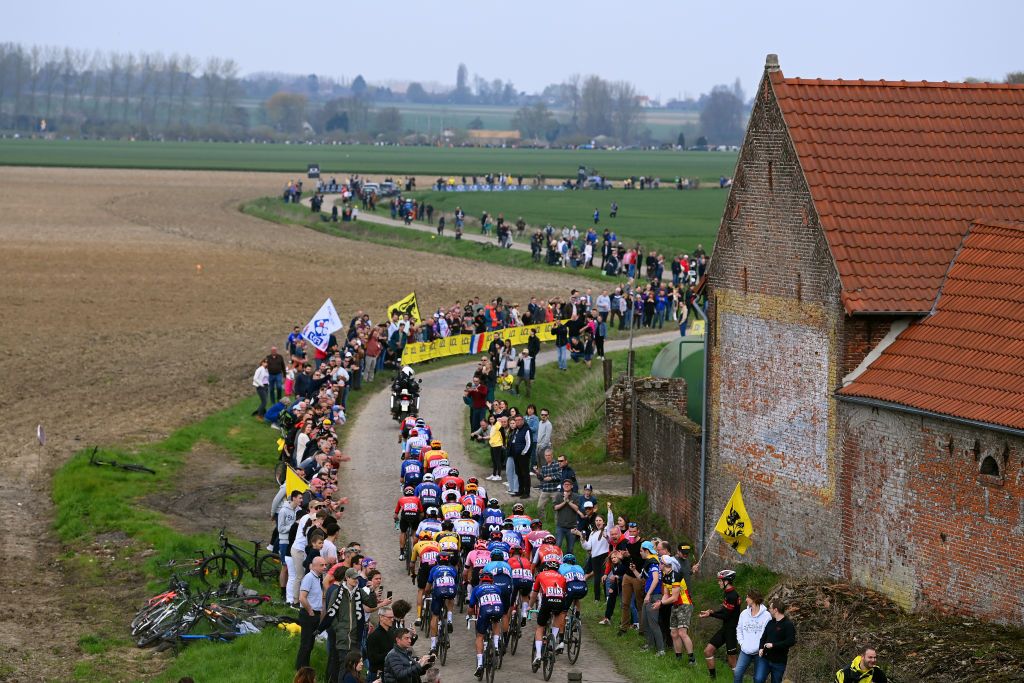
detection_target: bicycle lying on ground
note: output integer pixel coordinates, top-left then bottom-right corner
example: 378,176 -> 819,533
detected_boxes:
88,446 -> 156,474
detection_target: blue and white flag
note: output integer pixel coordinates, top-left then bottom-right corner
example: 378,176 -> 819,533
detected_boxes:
302,298 -> 343,352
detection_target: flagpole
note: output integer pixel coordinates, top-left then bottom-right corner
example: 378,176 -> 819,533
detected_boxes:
694,533 -> 716,570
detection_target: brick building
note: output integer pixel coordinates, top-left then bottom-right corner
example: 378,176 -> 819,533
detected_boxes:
704,55 -> 1024,624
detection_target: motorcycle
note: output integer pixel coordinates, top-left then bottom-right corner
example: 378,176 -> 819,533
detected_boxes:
391,380 -> 421,421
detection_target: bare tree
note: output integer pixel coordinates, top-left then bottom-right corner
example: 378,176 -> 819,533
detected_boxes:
122,52 -> 137,121
178,54 -> 198,125
218,58 -> 240,124
106,52 -> 122,119
580,75 -> 612,137
26,45 -> 42,116
201,56 -> 221,124
59,47 -> 76,116
136,53 -> 156,125
611,81 -> 641,143
164,54 -> 179,126
565,73 -> 581,127
40,46 -> 61,117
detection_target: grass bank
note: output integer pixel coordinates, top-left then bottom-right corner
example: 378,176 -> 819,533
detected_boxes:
242,196 -> 620,284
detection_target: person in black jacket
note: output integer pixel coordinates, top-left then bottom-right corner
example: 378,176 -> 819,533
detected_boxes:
755,598 -> 797,683
383,628 -> 432,683
366,606 -> 398,682
553,319 -> 569,370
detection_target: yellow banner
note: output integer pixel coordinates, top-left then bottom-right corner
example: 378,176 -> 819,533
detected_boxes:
714,483 -> 754,555
400,321 -> 561,365
387,292 -> 422,324
285,466 -> 309,495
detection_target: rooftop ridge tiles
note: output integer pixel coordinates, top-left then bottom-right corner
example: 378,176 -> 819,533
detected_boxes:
774,74 -> 1024,90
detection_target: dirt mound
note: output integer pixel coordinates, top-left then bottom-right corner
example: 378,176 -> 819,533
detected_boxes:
771,581 -> 1024,682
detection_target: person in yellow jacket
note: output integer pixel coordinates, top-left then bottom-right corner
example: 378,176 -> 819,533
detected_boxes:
835,647 -> 888,682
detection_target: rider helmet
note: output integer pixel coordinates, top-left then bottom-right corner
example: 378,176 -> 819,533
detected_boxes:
490,550 -> 505,561
421,473 -> 434,482
438,553 -> 451,565
403,486 -> 415,496
418,530 -> 432,540
467,477 -> 479,485
449,468 -> 459,477
430,440 -> 442,449
543,534 -> 556,544
544,560 -> 560,571
480,572 -> 493,583
441,520 -> 455,531
409,428 -> 418,437
487,498 -> 499,508
717,569 -> 737,583
426,506 -> 439,517
465,483 -> 478,492
416,418 -> 425,427
512,503 -> 525,514
401,366 -> 415,378
475,539 -> 488,549
530,519 -> 542,528
501,520 -> 513,530
460,509 -> 471,518
562,554 -> 577,565
443,491 -> 459,503
489,531 -> 502,541
443,481 -> 459,490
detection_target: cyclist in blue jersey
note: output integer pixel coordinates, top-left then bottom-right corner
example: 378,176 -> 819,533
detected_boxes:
426,553 -> 460,653
483,550 -> 514,634
486,531 -> 511,561
482,498 -> 505,535
559,553 -> 589,613
415,474 -> 441,510
400,454 -> 423,488
501,520 -> 524,551
469,572 -> 507,679
414,507 -> 442,539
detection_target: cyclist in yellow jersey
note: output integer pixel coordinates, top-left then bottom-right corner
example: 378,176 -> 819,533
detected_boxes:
412,531 -> 442,626
435,520 -> 462,556
440,489 -> 464,521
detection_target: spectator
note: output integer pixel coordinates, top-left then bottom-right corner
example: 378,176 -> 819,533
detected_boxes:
577,514 -> 609,601
536,409 -> 553,459
320,567 -> 362,683
252,358 -> 270,417
639,541 -> 666,656
835,646 -> 888,683
557,453 -> 578,492
340,651 -> 365,683
487,416 -> 508,481
293,667 -> 316,683
662,554 -> 696,665
755,599 -> 797,683
267,346 -> 287,403
508,415 -> 532,499
383,628 -> 432,683
734,589 -> 771,682
295,556 -> 327,671
554,479 -> 583,552
533,448 -> 561,522
514,349 -> 535,397
367,605 -> 398,681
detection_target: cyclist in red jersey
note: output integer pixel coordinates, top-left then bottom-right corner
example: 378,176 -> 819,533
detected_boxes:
530,560 -> 568,665
394,486 -> 424,561
437,467 -> 465,495
533,533 -> 564,571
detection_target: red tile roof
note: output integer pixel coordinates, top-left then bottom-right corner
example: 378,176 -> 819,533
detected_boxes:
839,219 -> 1024,430
771,73 -> 1024,314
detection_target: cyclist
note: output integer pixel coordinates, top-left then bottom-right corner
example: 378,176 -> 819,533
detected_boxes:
426,552 -> 459,652
423,440 -> 448,470
394,486 -> 424,561
508,544 -> 535,626
509,502 -> 532,534
414,507 -> 443,540
464,538 -> 492,603
483,550 -> 514,636
482,498 -> 504,536
525,518 -> 548,555
440,488 -> 464,521
460,485 -> 486,522
415,417 -> 432,443
533,533 -> 563,571
486,530 -> 511,561
531,559 -> 568,666
405,428 -> 428,460
437,467 -> 465,495
559,553 -> 589,614
500,520 -> 524,553
411,531 -> 441,626
400,453 -> 423,488
466,476 -> 488,501
436,519 -> 462,563
454,509 -> 481,561
699,568 -> 742,678
469,571 -> 507,680
415,474 -> 441,511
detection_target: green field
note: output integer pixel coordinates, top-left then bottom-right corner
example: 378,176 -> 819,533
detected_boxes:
413,187 -> 724,255
0,138 -> 736,181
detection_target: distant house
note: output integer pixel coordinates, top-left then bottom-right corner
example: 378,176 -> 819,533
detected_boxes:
465,130 -> 521,145
704,54 -> 1024,625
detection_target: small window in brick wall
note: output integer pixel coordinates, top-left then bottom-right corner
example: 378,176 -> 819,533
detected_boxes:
980,455 -> 1000,477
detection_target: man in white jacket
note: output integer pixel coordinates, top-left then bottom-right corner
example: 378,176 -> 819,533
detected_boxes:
733,588 -> 771,683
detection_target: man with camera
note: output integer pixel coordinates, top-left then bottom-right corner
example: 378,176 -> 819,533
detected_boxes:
383,627 -> 434,683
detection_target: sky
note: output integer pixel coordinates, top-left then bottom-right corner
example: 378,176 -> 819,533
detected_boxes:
6,0 -> 1022,100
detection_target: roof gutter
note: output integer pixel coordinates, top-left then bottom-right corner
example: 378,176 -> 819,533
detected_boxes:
836,394 -> 1024,438
692,301 -> 710,554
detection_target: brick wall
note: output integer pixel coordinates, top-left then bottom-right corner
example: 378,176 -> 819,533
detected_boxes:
634,402 -> 702,542
841,404 -> 1024,625
605,377 -> 688,461
704,68 -> 847,578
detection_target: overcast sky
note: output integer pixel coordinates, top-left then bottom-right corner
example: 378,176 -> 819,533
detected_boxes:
6,0 -> 1021,100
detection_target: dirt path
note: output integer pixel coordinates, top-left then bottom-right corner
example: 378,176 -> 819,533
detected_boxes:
338,330 -> 677,683
302,195 -> 535,253
0,166 -> 601,682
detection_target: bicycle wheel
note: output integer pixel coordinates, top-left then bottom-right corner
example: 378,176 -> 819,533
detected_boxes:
456,585 -> 465,614
508,615 -> 520,655
484,642 -> 496,683
256,552 -> 282,582
199,554 -> 243,587
131,598 -> 182,639
438,629 -> 449,666
567,616 -> 582,664
542,640 -> 555,681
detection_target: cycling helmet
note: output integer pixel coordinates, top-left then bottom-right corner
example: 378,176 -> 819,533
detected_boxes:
465,483 -> 479,492
543,534 -> 556,544
475,539 -> 488,549
460,509 -> 471,518
562,554 -> 577,565
416,418 -> 425,427
418,530 -> 432,540
467,477 -> 479,485
544,560 -> 560,571
443,491 -> 459,503
441,520 -> 455,531
401,366 -> 415,378
487,498 -> 499,507
502,520 -> 513,530
403,486 -> 415,496
426,507 -> 439,517
443,481 -> 459,490
512,503 -> 525,514
490,550 -> 505,561
449,467 -> 459,477
480,571 -> 494,583
438,553 -> 451,565
717,569 -> 737,583
489,531 -> 502,541
421,473 -> 434,482
530,519 -> 542,527
409,428 -> 418,437
430,440 -> 442,449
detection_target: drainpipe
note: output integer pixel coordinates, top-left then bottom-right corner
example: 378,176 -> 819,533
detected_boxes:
692,301 -> 710,554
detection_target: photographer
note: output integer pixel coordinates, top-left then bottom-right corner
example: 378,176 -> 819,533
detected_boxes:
383,628 -> 432,683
